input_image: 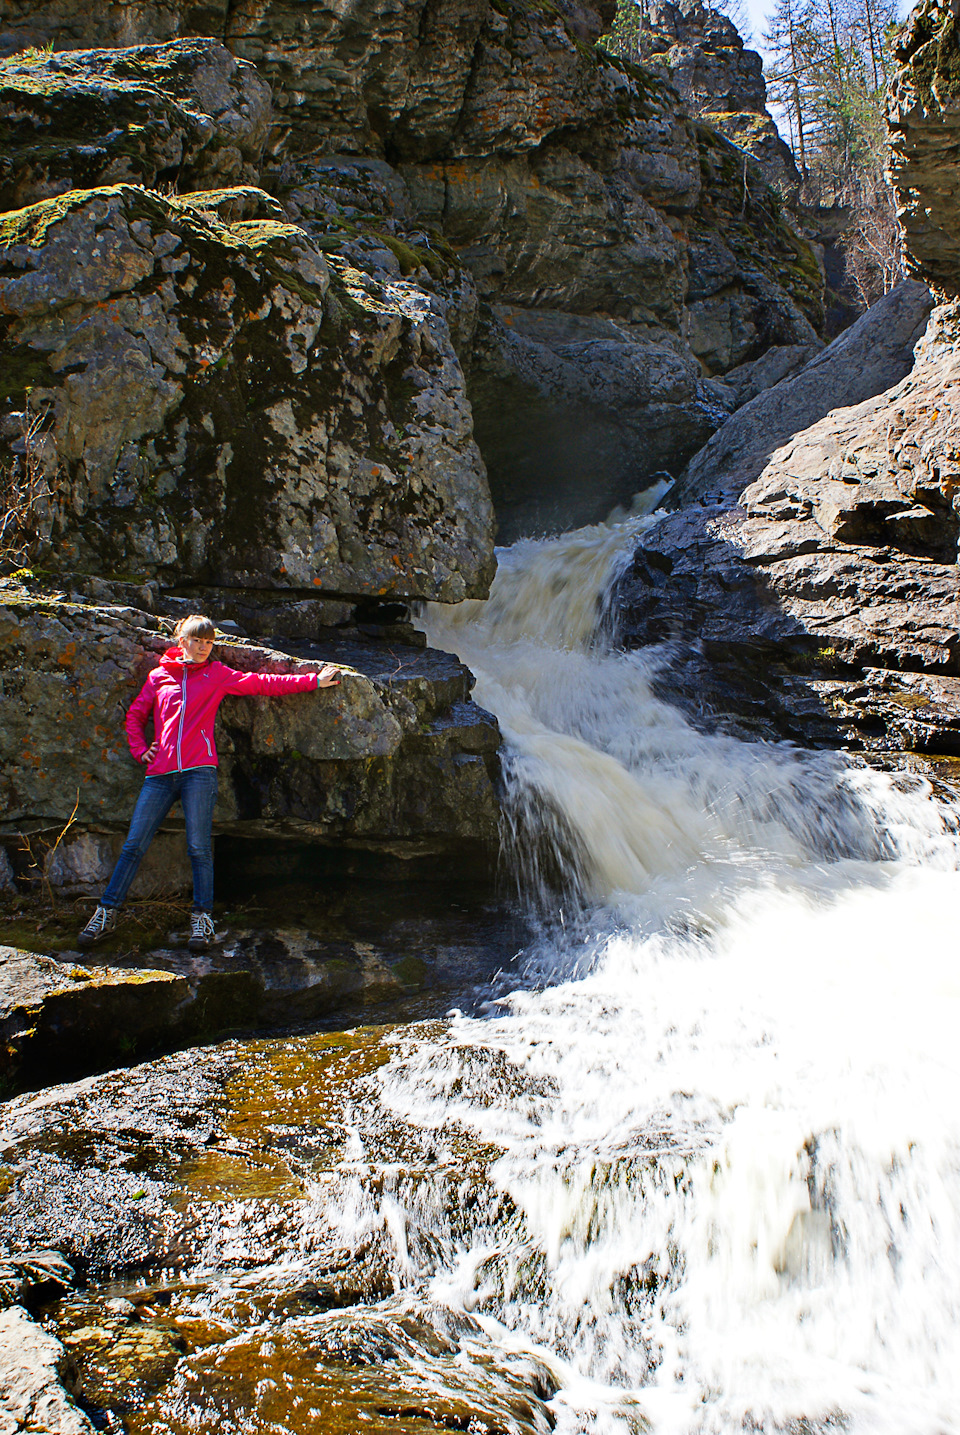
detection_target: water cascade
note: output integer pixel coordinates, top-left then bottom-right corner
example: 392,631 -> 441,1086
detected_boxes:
6,519 -> 960,1435
353,518 -> 960,1434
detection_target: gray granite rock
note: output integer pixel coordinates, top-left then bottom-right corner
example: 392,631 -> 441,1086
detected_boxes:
617,300 -> 960,755
467,313 -> 721,539
0,40 -> 271,211
0,5 -> 827,513
719,343 -> 823,407
676,279 -> 934,501
644,0 -> 800,197
888,0 -> 960,297
0,1305 -> 94,1434
0,184 -> 495,602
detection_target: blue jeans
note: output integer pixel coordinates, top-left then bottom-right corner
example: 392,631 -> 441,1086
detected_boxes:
103,767 -> 218,912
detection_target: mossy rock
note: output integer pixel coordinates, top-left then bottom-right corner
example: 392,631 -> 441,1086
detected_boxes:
0,180 -> 494,603
0,39 -> 270,213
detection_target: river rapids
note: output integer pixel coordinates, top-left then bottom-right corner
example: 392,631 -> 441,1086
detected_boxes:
4,518 -> 960,1435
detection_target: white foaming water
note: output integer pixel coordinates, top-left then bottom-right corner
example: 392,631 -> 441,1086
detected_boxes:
364,521 -> 960,1433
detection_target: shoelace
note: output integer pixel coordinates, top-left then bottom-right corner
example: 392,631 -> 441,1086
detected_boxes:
85,906 -> 111,932
191,912 -> 215,938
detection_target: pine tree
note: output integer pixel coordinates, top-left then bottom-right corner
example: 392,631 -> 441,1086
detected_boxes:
763,0 -> 820,181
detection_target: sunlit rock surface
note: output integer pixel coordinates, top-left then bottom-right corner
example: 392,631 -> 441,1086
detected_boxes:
623,0 -> 960,759
676,278 -> 934,502
0,1304 -> 94,1434
0,1026 -> 556,1434
642,0 -> 800,197
889,0 -> 960,296
0,39 -> 271,211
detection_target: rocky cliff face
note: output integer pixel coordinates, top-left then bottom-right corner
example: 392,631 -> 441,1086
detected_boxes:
888,0 -> 960,295
642,0 -> 801,199
616,0 -> 960,767
1,0 -> 825,543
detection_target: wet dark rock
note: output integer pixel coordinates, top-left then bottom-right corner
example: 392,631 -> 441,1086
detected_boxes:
0,842 -> 526,1091
0,1028 -> 553,1435
0,946 -> 189,1093
0,1248 -> 75,1308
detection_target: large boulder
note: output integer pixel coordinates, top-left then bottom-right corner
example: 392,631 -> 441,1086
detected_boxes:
740,304 -> 960,564
676,279 -> 934,501
0,183 -> 495,601
0,40 -> 271,211
608,0 -> 960,765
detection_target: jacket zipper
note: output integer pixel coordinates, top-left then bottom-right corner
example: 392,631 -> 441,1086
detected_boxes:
201,729 -> 213,758
176,668 -> 188,771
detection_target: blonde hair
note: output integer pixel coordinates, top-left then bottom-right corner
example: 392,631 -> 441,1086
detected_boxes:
174,614 -> 216,642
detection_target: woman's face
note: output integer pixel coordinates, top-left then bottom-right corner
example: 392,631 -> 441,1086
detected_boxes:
180,634 -> 214,664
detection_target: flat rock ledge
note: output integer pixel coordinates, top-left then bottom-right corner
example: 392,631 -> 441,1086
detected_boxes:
0,931 -> 460,1094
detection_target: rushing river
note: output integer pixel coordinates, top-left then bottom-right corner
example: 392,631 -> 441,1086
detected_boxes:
5,518 -> 960,1435
403,518 -> 960,1434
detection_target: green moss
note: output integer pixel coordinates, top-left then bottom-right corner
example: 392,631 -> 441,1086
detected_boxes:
0,43 -> 54,68
784,645 -> 842,674
391,954 -> 427,989
372,229 -> 449,280
886,690 -> 932,710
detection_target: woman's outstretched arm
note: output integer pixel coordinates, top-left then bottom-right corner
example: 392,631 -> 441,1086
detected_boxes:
220,663 -> 340,696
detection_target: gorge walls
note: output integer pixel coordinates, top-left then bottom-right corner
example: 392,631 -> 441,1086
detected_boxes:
1,0 -> 824,541
618,0 -> 960,765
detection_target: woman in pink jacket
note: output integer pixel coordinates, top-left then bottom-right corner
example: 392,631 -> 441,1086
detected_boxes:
78,615 -> 340,952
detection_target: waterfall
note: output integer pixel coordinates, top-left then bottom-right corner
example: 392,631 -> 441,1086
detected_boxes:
354,517 -> 960,1434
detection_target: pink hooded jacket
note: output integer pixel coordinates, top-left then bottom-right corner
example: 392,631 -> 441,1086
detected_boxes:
125,648 -> 321,777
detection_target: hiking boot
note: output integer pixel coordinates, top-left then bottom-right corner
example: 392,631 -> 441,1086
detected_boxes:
77,905 -> 118,948
188,911 -> 216,952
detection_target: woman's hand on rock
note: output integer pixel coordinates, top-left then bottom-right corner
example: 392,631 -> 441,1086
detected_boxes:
316,664 -> 341,688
